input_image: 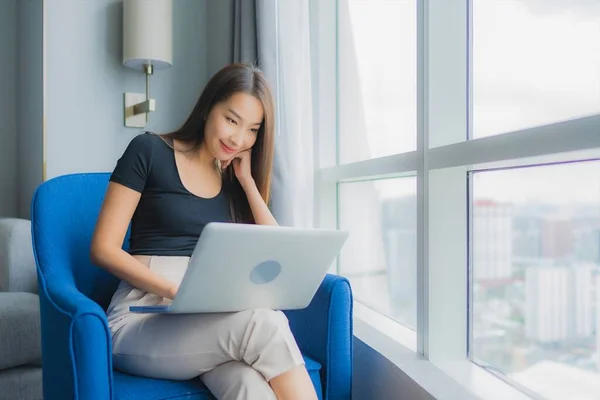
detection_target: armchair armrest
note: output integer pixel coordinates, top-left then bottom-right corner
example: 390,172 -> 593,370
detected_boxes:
284,274 -> 353,400
38,277 -> 113,400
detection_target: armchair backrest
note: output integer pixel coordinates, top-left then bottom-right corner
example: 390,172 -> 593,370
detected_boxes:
31,173 -> 126,309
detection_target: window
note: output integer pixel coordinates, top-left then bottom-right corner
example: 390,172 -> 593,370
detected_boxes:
470,161 -> 600,399
312,0 -> 600,397
332,0 -> 419,332
338,0 -> 417,163
338,178 -> 417,328
472,0 -> 600,138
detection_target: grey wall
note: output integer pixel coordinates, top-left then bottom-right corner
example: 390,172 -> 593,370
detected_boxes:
17,0 -> 43,219
45,0 -> 208,179
0,0 -> 18,217
206,0 -> 234,76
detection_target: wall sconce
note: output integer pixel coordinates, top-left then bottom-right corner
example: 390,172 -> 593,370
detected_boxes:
123,0 -> 173,128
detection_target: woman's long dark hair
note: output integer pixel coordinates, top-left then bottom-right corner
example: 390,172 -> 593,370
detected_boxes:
161,63 -> 275,224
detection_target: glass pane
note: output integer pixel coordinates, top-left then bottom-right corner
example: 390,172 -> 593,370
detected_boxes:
472,0 -> 600,138
470,161 -> 600,399
339,178 -> 417,328
338,0 -> 417,164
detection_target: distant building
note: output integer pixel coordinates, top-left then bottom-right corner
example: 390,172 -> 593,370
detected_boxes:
525,264 -> 595,343
590,228 -> 600,264
540,216 -> 573,259
381,196 -> 417,327
596,272 -> 600,373
512,214 -> 542,260
473,200 -> 513,282
597,229 -> 600,264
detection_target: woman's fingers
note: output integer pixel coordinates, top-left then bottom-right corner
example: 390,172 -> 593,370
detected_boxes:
222,149 -> 250,170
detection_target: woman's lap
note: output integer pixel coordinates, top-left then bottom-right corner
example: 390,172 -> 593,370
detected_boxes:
107,255 -> 304,382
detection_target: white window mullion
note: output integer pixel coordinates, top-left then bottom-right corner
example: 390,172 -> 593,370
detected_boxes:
422,0 -> 470,362
428,167 -> 469,361
429,115 -> 600,170
319,151 -> 419,182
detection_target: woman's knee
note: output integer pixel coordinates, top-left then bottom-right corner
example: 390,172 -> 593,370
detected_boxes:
249,309 -> 291,335
201,361 -> 276,400
242,309 -> 298,358
238,309 -> 305,382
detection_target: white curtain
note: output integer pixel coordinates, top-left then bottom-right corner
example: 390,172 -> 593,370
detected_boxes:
254,0 -> 314,228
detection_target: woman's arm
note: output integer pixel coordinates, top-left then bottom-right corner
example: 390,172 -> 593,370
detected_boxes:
227,148 -> 279,226
90,182 -> 178,299
241,178 -> 278,226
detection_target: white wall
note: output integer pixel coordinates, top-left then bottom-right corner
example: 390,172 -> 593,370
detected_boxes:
44,0 -> 209,179
0,0 -> 18,217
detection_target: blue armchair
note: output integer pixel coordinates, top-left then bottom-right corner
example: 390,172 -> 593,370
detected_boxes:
31,173 -> 353,400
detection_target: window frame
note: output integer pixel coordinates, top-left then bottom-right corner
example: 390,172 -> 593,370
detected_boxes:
310,0 -> 600,398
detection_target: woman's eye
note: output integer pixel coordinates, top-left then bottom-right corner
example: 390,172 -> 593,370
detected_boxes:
250,128 -> 259,134
226,117 -> 237,125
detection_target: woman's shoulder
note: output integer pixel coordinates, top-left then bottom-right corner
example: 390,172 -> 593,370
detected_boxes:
115,133 -> 170,171
112,133 -> 169,191
128,131 -> 166,148
124,132 -> 172,157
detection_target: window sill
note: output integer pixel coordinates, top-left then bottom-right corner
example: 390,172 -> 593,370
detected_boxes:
353,305 -> 532,400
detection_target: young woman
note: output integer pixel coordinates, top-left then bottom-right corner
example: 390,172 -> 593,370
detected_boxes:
90,63 -> 317,400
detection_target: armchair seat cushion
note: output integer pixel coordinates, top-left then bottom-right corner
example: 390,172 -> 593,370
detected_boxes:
0,293 -> 41,370
113,354 -> 322,399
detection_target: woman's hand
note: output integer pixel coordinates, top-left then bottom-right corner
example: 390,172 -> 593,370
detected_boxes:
223,149 -> 253,187
221,148 -> 278,226
166,283 -> 179,300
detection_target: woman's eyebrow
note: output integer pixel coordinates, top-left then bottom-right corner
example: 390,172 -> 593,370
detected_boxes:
227,108 -> 262,126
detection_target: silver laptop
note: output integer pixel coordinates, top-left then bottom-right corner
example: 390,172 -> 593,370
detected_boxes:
129,222 -> 348,313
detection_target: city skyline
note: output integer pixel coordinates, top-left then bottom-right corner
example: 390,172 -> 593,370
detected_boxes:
471,193 -> 600,399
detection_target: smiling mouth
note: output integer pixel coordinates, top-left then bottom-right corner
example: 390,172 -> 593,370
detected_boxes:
220,141 -> 237,153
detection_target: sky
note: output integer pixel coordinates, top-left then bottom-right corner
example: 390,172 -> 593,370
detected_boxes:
340,0 -> 600,204
474,161 -> 600,205
472,0 -> 600,137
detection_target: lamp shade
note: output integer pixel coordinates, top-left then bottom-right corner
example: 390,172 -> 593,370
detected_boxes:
123,0 -> 173,71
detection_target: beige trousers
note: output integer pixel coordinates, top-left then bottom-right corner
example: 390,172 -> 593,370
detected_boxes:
106,255 -> 305,400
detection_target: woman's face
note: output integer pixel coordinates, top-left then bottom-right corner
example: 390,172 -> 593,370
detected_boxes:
203,92 -> 264,162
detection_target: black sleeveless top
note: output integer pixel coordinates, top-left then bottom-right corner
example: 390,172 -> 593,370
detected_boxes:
109,132 -> 232,256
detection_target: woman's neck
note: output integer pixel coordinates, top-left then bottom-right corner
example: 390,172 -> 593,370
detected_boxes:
173,138 -> 217,170
195,142 -> 218,170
